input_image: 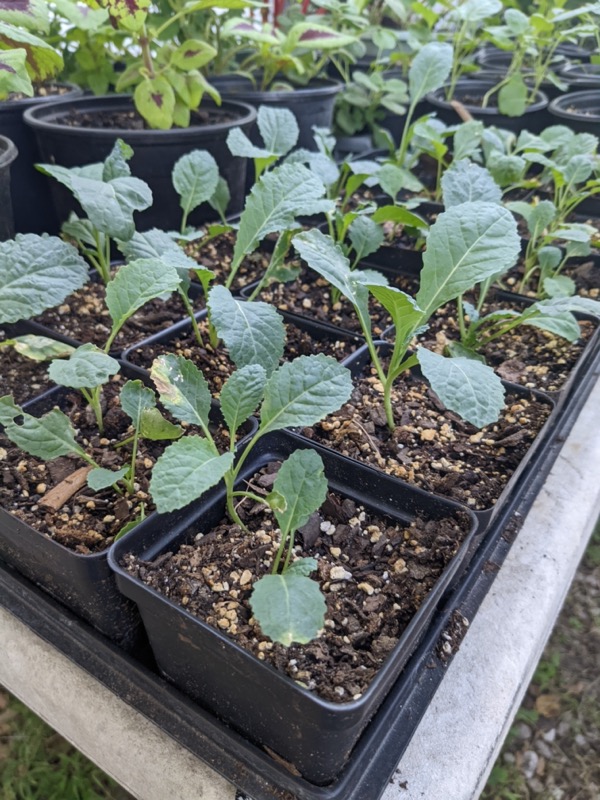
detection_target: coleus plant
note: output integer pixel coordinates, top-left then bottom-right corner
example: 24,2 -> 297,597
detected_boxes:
0,0 -> 63,99
293,192 -> 523,432
98,0 -> 223,129
147,284 -> 353,645
220,14 -> 357,91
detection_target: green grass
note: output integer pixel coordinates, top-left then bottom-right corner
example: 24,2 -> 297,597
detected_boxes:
0,692 -> 132,800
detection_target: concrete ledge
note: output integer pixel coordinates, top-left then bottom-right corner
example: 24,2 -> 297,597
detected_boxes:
2,376 -> 600,800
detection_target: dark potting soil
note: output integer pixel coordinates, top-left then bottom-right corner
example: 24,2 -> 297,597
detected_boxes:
124,318 -> 361,393
0,332 -> 56,405
301,364 -> 551,510
58,106 -> 238,131
0,379 -> 233,554
256,266 -> 420,335
124,461 -> 472,703
33,279 -> 204,352
502,258 -> 600,300
421,299 -> 597,393
184,229 -> 284,290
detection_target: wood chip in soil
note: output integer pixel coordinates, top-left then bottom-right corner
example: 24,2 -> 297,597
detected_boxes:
420,298 -> 597,393
124,462 -> 473,703
0,379 -> 237,554
33,278 -> 204,351
300,364 -> 552,510
124,317 -> 362,391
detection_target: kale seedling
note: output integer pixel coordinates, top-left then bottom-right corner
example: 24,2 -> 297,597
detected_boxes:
147,291 -> 353,646
294,195 -> 522,432
36,139 -> 153,284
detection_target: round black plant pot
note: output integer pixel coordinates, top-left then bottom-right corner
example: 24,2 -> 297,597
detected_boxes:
548,90 -> 600,135
424,80 -> 549,134
559,63 -> 600,90
212,76 -> 342,151
0,134 -> 17,240
0,83 -> 83,235
23,94 -> 257,232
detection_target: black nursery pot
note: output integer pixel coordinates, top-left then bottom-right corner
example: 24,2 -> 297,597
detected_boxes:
0,388 -> 143,650
109,431 -> 478,785
424,80 -> 549,134
559,63 -> 600,90
0,135 -> 17,240
23,94 -> 256,231
548,90 -> 600,135
213,76 -> 342,151
0,84 -> 82,235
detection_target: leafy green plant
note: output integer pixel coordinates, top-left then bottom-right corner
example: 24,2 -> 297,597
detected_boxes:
227,104 -> 300,182
146,290 -> 353,645
37,139 -> 153,284
99,0 -> 223,129
293,196 -> 522,432
220,14 -> 357,90
0,0 -> 63,99
482,4 -> 599,116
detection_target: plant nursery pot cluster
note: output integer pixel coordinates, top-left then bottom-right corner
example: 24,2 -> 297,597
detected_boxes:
2,4 -> 600,796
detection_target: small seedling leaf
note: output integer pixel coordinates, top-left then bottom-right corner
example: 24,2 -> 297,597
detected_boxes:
150,354 -> 212,428
48,344 -> 120,390
220,364 -> 267,435
0,396 -> 85,461
150,436 -> 234,513
417,347 -> 505,428
208,285 -> 285,375
173,150 -> 220,217
441,161 -> 502,207
272,450 -> 327,536
87,466 -> 129,491
260,354 -> 353,433
250,573 -> 326,646
0,234 -> 88,324
105,258 -> 181,332
120,380 -> 156,430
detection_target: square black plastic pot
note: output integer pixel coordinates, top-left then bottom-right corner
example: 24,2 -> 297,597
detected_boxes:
294,342 -> 557,536
0,380 -> 257,649
120,306 -> 365,378
108,431 -> 478,786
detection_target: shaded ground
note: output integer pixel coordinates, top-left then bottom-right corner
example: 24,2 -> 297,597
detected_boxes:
482,523 -> 600,800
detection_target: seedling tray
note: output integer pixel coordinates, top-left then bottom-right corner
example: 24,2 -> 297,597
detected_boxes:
2,351 -> 598,800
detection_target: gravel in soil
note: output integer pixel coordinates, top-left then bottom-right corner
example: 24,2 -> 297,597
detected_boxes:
184,229 -> 279,290
301,363 -> 552,510
124,461 -> 472,703
32,278 -> 204,352
256,265 -> 419,335
124,317 -> 362,391
502,257 -> 600,300
419,298 -> 597,393
0,331 -> 56,405
0,377 -> 235,554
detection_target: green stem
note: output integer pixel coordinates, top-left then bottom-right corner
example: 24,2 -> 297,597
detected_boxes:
271,526 -> 289,575
457,295 -> 467,343
231,490 -> 267,505
125,430 -> 140,494
81,387 -> 104,433
179,289 -> 204,346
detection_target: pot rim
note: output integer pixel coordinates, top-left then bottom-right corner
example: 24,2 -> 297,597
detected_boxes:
22,94 -> 258,140
0,134 -> 18,166
0,83 -> 82,114
426,79 -> 549,115
548,89 -> 600,120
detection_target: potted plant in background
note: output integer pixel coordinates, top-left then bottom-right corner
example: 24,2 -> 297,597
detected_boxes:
0,0 -> 86,234
22,0 -> 257,231
0,133 -> 17,239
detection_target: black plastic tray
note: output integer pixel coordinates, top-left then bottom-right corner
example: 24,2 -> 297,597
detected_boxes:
1,340 -> 598,800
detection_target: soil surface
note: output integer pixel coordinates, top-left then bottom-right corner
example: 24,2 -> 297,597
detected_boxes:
419,298 -> 597,393
124,461 -> 472,703
33,278 -> 204,353
255,265 -> 419,335
0,331 -> 56,405
301,362 -> 552,510
59,106 -> 238,130
184,229 -> 280,290
0,378 -> 229,554
123,317 -> 363,393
